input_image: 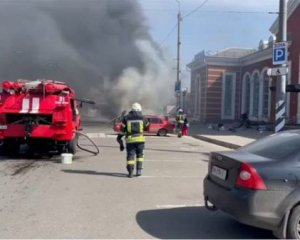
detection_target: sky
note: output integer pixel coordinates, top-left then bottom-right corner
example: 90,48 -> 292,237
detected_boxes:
137,0 -> 280,89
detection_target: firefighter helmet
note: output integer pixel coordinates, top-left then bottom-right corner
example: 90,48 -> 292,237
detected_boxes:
132,102 -> 142,112
178,109 -> 183,113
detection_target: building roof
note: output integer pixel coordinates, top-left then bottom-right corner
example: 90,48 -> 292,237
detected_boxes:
209,48 -> 256,58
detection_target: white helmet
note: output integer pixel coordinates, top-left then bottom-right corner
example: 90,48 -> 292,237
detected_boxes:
178,108 -> 183,113
132,102 -> 142,111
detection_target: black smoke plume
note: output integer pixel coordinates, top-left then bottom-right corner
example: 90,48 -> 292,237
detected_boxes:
0,0 -> 175,119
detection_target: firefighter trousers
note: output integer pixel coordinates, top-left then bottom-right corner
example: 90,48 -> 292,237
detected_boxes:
126,142 -> 145,173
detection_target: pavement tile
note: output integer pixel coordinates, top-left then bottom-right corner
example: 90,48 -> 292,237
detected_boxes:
188,123 -> 272,149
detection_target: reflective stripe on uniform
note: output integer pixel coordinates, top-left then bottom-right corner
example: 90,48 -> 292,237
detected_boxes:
127,121 -> 132,133
137,157 -> 144,162
176,115 -> 184,123
127,120 -> 143,134
127,160 -> 135,165
126,134 -> 145,143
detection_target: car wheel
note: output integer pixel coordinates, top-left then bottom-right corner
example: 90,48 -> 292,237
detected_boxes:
157,129 -> 167,136
287,205 -> 300,239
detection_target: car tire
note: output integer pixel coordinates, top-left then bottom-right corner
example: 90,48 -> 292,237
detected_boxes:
287,205 -> 300,239
0,139 -> 19,156
157,129 -> 167,136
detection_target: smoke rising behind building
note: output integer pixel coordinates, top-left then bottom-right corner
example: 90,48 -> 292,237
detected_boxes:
0,0 -> 175,119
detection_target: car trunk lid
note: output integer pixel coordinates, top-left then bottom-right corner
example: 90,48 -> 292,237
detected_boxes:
209,150 -> 271,189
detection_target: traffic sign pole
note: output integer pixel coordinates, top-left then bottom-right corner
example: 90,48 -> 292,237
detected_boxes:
275,0 -> 287,133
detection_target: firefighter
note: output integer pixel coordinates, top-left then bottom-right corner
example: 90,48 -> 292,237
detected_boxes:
176,109 -> 185,135
118,102 -> 149,178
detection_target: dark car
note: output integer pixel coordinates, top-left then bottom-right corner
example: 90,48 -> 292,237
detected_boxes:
203,130 -> 300,239
114,115 -> 175,136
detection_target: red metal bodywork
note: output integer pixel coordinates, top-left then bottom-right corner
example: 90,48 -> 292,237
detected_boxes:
0,80 -> 81,154
114,115 -> 175,136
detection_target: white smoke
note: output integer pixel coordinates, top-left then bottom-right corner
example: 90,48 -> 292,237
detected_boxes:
112,40 -> 175,114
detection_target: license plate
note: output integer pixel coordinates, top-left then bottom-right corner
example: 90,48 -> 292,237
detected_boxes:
0,125 -> 7,130
211,165 -> 227,180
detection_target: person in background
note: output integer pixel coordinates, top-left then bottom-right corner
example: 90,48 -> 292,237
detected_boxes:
117,102 -> 149,178
182,117 -> 189,136
176,109 -> 185,134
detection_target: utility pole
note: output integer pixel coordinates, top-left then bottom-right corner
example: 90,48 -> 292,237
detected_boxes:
175,0 -> 182,110
275,0 -> 287,132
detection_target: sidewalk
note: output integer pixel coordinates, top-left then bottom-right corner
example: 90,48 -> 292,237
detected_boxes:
188,123 -> 272,149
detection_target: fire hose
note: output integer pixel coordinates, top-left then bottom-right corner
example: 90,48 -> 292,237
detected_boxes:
75,131 -> 100,155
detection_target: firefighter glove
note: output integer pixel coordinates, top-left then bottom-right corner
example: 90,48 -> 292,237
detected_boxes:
120,143 -> 125,151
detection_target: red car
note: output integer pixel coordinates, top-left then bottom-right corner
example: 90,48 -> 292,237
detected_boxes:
113,115 -> 175,136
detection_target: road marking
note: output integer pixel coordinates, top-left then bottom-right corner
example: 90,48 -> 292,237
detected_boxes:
86,133 -> 106,138
86,132 -> 186,140
146,160 -> 202,162
156,203 -> 204,209
106,134 -> 118,138
140,176 -> 200,178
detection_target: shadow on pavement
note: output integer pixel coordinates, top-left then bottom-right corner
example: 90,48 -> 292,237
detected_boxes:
136,206 -> 274,239
62,169 -> 127,178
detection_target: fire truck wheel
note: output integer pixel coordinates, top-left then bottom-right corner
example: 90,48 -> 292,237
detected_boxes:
0,140 -> 19,156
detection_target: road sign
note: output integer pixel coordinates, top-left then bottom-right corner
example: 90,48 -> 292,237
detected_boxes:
267,67 -> 288,76
273,42 -> 288,65
174,81 -> 181,92
270,84 -> 300,92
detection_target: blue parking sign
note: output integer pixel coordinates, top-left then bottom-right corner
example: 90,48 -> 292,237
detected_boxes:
273,42 -> 287,65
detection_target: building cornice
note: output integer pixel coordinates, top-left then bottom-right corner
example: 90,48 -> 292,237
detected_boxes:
187,42 -> 296,70
188,47 -> 276,71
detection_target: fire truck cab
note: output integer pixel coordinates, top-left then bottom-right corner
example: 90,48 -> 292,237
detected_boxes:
0,79 -> 81,156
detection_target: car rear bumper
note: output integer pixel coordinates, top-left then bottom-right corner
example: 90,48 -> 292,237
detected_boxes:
203,176 -> 286,231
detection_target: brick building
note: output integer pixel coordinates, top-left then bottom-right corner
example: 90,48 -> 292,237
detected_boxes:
187,0 -> 300,124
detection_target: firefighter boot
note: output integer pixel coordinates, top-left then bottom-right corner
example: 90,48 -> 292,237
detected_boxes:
136,162 -> 143,177
127,165 -> 134,178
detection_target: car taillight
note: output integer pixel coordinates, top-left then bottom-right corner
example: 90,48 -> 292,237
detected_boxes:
235,162 -> 267,190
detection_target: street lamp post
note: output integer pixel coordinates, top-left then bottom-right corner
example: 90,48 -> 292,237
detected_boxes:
175,0 -> 182,110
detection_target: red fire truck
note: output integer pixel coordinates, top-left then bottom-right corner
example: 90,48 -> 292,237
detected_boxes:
0,79 -> 83,156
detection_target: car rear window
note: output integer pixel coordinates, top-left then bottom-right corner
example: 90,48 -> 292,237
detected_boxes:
148,118 -> 162,124
240,132 -> 300,160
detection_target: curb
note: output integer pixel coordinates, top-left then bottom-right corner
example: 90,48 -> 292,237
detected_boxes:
193,135 -> 241,149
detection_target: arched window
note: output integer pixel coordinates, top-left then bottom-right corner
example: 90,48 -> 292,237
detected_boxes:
261,69 -> 270,119
251,72 -> 260,118
222,72 -> 236,119
242,73 -> 251,114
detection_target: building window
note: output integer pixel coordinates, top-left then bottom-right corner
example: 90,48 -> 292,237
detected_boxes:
262,70 -> 270,120
251,72 -> 260,118
242,73 -> 251,115
222,73 -> 236,119
195,75 -> 201,117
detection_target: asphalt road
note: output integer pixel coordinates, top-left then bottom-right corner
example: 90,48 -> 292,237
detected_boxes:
0,123 -> 275,238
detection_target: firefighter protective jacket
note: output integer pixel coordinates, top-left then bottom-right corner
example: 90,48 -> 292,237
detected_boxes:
176,114 -> 185,124
121,111 -> 149,143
